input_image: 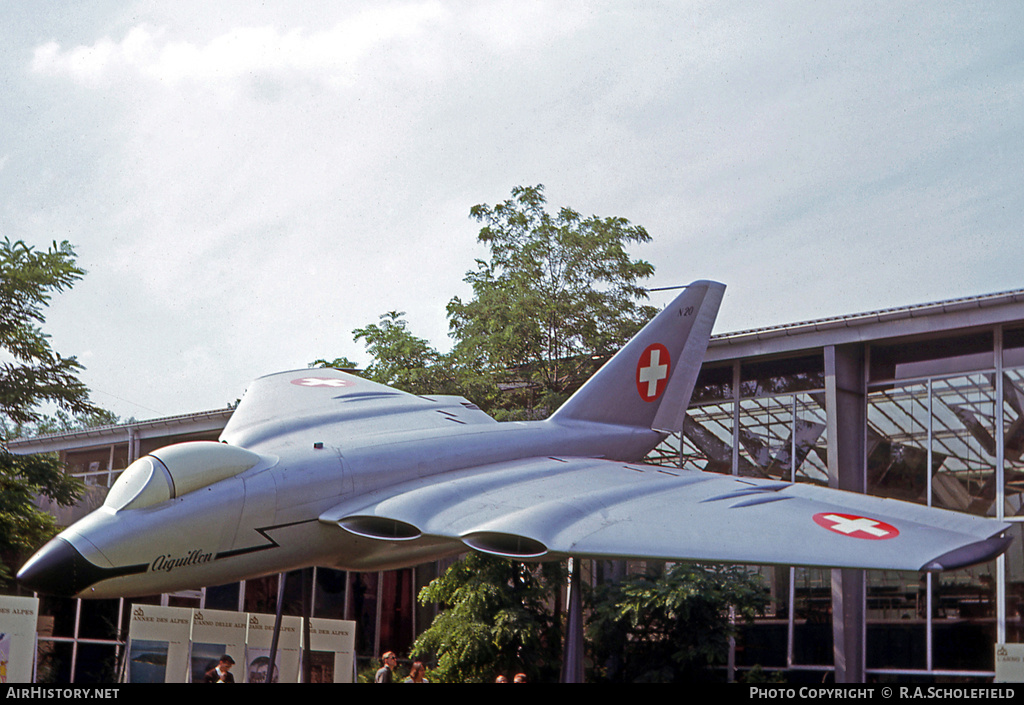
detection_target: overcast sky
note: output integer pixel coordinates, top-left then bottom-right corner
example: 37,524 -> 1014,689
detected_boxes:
3,1 -> 1022,421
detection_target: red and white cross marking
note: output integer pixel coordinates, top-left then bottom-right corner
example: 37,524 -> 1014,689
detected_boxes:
636,343 -> 671,402
290,377 -> 355,388
813,512 -> 899,540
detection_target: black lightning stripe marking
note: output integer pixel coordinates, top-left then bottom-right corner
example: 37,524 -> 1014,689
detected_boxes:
216,518 -> 318,560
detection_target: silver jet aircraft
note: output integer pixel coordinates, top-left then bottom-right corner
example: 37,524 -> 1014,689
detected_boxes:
18,281 -> 1012,598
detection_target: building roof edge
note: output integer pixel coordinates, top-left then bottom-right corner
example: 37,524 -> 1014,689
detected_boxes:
6,407 -> 235,453
709,288 -> 1024,351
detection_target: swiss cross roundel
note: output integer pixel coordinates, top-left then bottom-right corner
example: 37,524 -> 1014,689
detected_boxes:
636,343 -> 671,402
290,377 -> 355,388
813,512 -> 899,540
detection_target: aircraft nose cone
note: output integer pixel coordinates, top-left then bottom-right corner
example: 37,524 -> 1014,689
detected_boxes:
17,537 -> 92,597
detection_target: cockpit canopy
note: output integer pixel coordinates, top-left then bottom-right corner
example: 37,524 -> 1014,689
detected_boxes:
104,441 -> 263,511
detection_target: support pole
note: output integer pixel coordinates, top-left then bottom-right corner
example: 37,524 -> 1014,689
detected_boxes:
561,557 -> 585,683
825,344 -> 867,684
267,572 -> 286,683
302,568 -> 312,684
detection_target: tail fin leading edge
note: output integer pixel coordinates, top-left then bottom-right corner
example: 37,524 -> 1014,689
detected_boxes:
550,280 -> 725,433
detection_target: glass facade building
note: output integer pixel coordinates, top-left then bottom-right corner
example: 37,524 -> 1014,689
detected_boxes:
678,289 -> 1024,681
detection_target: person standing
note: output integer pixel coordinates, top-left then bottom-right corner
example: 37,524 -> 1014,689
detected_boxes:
404,661 -> 428,683
375,651 -> 397,683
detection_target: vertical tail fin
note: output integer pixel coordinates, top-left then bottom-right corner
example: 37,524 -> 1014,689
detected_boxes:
550,280 -> 725,432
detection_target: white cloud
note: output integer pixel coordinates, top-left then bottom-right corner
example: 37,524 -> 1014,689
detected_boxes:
31,3 -> 452,90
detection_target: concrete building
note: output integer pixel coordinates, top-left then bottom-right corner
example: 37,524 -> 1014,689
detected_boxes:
8,287 -> 1024,682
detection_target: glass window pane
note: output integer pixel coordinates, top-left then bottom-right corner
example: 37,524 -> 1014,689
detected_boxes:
693,363 -> 734,405
378,568 -> 414,658
930,374 -> 996,516
867,382 -> 931,503
314,568 -> 347,620
866,570 -> 927,670
1003,327 -> 1024,369
734,393 -> 828,484
1002,366 -> 1024,592
347,571 -> 378,656
243,574 -> 280,614
77,598 -> 121,640
870,333 -> 993,382
933,562 -> 997,671
681,402 -> 734,474
792,567 -> 833,666
740,355 -> 824,398
205,582 -> 241,611
73,643 -> 121,683
795,394 -> 828,485
738,396 -> 791,480
735,565 -> 788,669
644,433 -> 682,468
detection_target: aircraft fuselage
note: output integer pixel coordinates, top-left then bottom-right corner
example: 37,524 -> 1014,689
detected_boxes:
21,417 -> 662,598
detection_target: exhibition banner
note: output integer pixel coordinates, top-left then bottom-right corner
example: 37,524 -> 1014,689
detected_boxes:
0,596 -> 38,683
995,642 -> 1024,682
189,608 -> 247,683
126,604 -> 192,683
7,600 -> 356,684
243,612 -> 301,683
307,618 -> 356,683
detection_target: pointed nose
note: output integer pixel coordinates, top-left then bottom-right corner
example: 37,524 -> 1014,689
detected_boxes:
17,537 -> 97,596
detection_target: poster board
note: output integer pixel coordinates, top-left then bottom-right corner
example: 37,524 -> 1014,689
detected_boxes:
244,613 -> 301,683
0,596 -> 39,683
995,643 -> 1024,682
307,618 -> 357,683
126,604 -> 192,683
189,608 -> 247,683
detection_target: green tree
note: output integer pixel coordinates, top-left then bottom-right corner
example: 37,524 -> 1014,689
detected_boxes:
447,184 -> 657,416
309,311 -> 459,397
1,239 -> 96,423
311,312 -> 495,403
0,451 -> 82,585
350,311 -> 451,395
313,185 -> 658,417
586,563 -> 769,683
410,553 -> 565,683
307,355 -> 361,372
0,238 -> 97,585
22,408 -> 121,438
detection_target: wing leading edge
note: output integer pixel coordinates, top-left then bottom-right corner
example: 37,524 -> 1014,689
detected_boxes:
319,456 -> 1010,572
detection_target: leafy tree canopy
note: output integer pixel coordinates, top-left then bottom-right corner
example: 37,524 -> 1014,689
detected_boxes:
447,184 -> 657,415
411,554 -> 564,683
308,355 -> 361,372
350,311 -> 452,396
0,238 -> 98,584
311,312 -> 496,404
0,238 -> 98,425
586,563 -> 769,683
0,451 -> 81,584
2,408 -> 123,442
312,185 -> 658,419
